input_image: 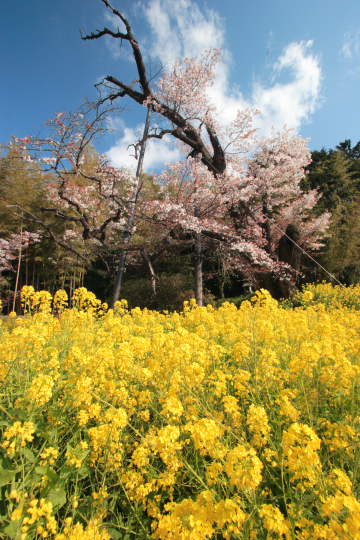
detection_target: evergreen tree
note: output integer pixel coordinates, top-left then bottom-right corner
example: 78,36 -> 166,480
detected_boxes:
304,149 -> 356,211
303,140 -> 360,284
324,196 -> 360,284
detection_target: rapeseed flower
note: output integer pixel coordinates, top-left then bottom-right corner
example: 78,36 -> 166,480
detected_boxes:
0,283 -> 359,538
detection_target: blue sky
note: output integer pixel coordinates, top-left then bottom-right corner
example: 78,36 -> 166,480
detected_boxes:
1,0 -> 360,171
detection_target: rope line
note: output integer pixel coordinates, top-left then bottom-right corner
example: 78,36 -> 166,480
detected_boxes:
272,223 -> 345,287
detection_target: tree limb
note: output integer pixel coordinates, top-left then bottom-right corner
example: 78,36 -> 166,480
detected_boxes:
81,27 -> 127,41
83,1 -> 227,176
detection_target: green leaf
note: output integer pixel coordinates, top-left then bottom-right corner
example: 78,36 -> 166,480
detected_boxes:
2,520 -> 21,539
107,528 -> 122,539
35,465 -> 48,475
22,448 -> 35,462
76,465 -> 89,479
47,487 -> 66,509
45,468 -> 59,487
0,468 -> 16,487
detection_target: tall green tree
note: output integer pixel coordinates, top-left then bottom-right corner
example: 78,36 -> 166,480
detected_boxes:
324,196 -> 360,284
303,140 -> 360,284
304,149 -> 356,211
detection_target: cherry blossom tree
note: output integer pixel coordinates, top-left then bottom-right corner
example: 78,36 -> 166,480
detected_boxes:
8,103 -> 157,304
81,2 -> 330,302
9,104 -> 330,304
247,130 -> 330,254
0,232 -> 41,310
145,131 -> 330,303
0,233 -> 40,282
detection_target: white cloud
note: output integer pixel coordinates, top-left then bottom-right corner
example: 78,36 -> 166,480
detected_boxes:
144,0 -> 322,135
253,41 -> 322,133
143,0 -> 224,67
342,40 -> 353,59
341,32 -> 360,59
107,124 -> 182,172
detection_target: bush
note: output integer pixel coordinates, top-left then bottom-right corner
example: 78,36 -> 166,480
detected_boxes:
121,272 -> 195,311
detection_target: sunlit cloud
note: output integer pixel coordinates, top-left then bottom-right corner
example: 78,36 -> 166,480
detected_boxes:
144,0 -> 322,135
107,123 -> 182,172
341,31 -> 360,59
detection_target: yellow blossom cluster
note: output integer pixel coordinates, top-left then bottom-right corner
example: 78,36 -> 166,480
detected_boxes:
21,498 -> 57,538
295,281 -> 360,310
20,285 -> 106,316
71,287 -> 108,315
26,373 -> 54,407
1,421 -> 35,456
53,289 -> 68,313
55,518 -> 110,540
40,447 -> 59,466
246,404 -> 271,447
21,286 -> 53,313
0,283 -> 359,539
283,422 -> 322,488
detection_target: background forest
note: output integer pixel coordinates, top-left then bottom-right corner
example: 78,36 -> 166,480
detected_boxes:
1,137 -> 359,312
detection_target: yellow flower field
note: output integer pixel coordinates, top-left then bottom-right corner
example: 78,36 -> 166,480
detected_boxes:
0,285 -> 359,539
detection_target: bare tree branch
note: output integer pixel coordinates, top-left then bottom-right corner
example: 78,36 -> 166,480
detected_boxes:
82,27 -> 127,41
82,2 -> 227,176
